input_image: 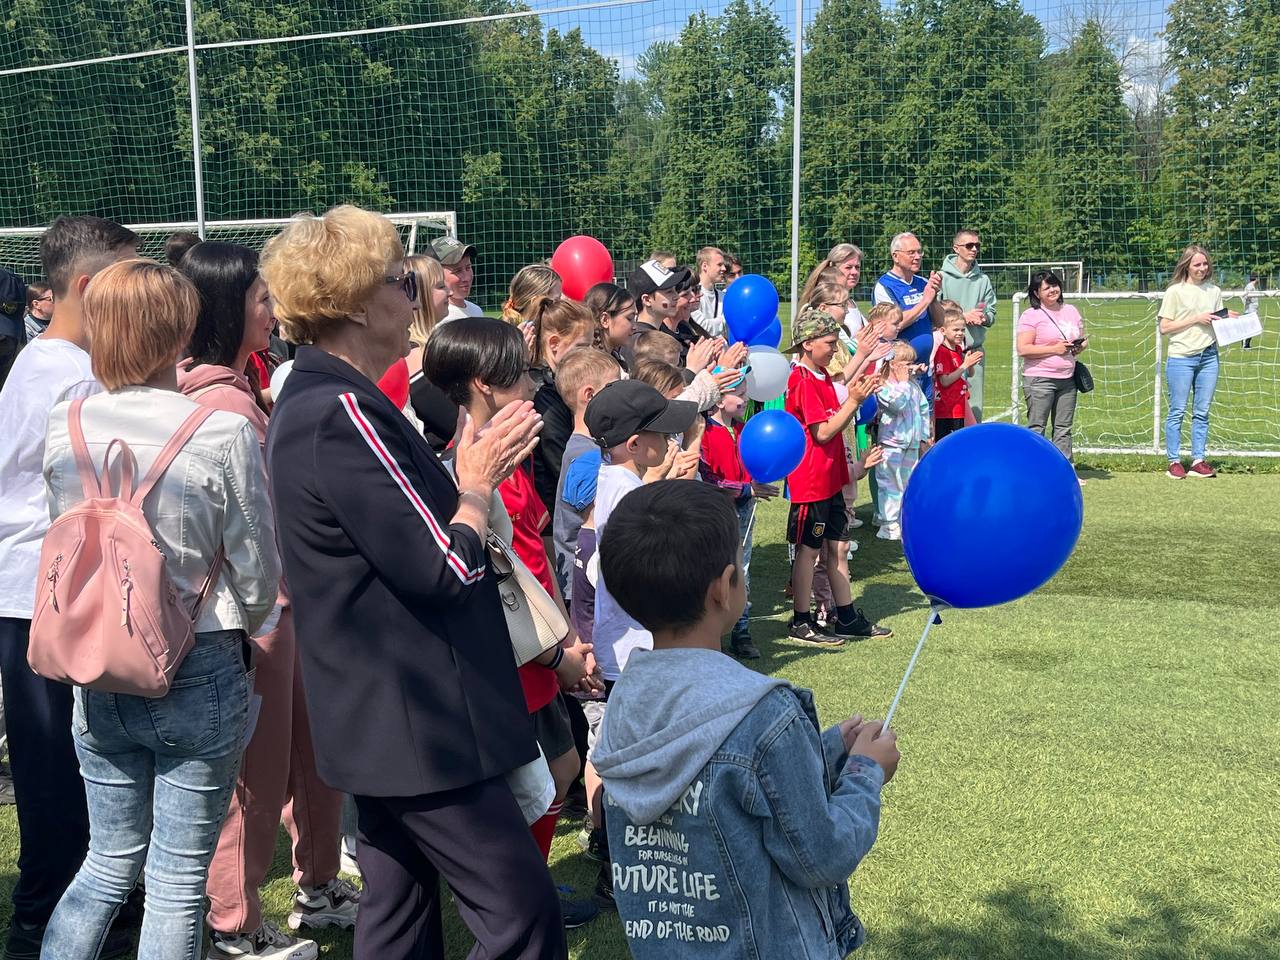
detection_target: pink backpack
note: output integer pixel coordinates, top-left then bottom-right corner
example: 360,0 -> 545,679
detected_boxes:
28,398 -> 226,697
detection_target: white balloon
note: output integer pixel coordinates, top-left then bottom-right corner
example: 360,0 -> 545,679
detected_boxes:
745,346 -> 791,402
269,359 -> 294,402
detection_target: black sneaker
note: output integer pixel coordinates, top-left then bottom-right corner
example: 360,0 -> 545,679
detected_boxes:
729,635 -> 761,660
560,896 -> 599,930
593,863 -> 615,910
788,622 -> 844,646
832,609 -> 892,640
3,919 -> 44,960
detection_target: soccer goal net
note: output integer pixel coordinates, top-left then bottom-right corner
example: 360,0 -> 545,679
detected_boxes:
1005,290 -> 1280,457
0,212 -> 456,285
980,262 -> 1085,296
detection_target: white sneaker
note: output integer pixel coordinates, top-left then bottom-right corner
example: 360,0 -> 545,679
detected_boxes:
288,877 -> 361,931
848,516 -> 864,529
207,922 -> 318,960
875,524 -> 901,541
846,541 -> 859,560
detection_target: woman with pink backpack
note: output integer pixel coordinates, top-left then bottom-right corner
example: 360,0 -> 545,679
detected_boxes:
35,258 -> 279,960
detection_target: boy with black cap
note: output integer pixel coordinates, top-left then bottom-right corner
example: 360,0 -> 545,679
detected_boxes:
579,378 -> 699,903
431,235 -> 484,320
784,307 -> 891,645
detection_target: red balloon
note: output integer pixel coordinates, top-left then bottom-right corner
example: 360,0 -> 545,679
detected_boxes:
377,357 -> 410,409
550,236 -> 615,301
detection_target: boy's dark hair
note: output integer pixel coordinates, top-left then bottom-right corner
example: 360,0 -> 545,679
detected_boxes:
600,480 -> 739,633
1027,270 -> 1063,309
422,315 -> 526,406
165,231 -> 203,267
178,241 -> 259,368
40,215 -> 138,297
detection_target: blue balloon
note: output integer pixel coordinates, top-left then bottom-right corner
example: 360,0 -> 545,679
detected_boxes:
856,394 -> 877,426
902,423 -> 1082,609
723,275 -> 780,344
745,317 -> 782,348
908,331 -> 935,363
739,409 -> 807,484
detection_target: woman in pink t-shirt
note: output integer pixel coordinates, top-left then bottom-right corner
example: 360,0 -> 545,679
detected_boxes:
1017,271 -> 1088,471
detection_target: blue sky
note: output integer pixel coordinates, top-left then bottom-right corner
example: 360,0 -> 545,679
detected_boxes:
524,0 -> 1168,83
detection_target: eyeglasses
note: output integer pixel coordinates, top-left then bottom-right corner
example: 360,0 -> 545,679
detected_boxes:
898,249 -> 923,257
385,268 -> 418,303
958,241 -> 981,251
33,294 -> 53,303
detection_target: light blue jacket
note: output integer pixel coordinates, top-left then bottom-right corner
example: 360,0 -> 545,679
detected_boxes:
593,648 -> 884,960
876,378 -> 930,449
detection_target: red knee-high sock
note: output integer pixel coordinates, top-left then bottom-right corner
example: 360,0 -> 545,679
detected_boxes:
531,801 -> 564,861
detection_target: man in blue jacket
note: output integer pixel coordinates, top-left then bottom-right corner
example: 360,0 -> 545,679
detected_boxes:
592,480 -> 900,959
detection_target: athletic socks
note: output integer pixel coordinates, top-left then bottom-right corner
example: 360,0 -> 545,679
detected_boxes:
531,800 -> 564,861
836,603 -> 855,625
792,610 -> 811,626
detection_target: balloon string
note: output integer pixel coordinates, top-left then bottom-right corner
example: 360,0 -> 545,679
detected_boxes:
883,606 -> 942,733
741,501 -> 758,552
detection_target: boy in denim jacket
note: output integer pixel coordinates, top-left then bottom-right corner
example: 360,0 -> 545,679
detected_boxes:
592,479 -> 899,959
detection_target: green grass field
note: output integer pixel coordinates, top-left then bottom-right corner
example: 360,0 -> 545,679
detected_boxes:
4,471 -> 1277,959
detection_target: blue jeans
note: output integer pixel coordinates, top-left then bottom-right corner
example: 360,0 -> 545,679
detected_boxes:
1165,344 -> 1219,462
731,496 -> 754,642
42,630 -> 250,960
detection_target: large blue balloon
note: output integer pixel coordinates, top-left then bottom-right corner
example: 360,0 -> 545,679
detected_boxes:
745,317 -> 782,348
908,331 -> 935,363
723,275 -> 780,344
902,424 -> 1082,608
739,409 -> 807,483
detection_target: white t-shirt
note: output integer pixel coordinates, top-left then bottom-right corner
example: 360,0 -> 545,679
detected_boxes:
443,300 -> 485,323
1243,280 -> 1259,315
0,338 -> 99,618
592,463 -> 650,681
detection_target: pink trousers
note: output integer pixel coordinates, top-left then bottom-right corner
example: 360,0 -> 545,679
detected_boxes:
205,602 -> 344,934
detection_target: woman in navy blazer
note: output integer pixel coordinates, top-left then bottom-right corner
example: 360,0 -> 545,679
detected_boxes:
261,206 -> 564,960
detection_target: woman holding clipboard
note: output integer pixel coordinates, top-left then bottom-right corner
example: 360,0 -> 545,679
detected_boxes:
1158,245 -> 1237,479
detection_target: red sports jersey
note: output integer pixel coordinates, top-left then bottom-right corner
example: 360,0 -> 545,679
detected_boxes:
785,364 -> 849,503
933,343 -> 970,419
698,416 -> 752,494
499,464 -> 559,713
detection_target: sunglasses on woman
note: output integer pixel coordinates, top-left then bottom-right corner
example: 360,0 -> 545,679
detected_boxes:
385,267 -> 418,303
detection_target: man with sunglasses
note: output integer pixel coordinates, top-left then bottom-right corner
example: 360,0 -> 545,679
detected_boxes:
940,229 -> 998,420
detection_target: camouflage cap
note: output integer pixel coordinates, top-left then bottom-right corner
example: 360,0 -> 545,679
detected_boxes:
784,306 -> 842,353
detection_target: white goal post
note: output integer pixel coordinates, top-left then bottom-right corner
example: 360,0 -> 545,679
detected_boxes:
1008,290 -> 1280,458
0,211 -> 457,281
981,261 -> 1085,294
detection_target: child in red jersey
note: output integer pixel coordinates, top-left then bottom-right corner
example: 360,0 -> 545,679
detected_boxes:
783,308 -> 891,645
932,301 -> 983,442
699,377 -> 779,660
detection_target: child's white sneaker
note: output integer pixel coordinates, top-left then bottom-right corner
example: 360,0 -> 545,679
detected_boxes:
875,524 -> 901,541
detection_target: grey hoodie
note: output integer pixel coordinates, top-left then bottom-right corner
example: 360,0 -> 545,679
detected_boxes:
591,646 -> 787,825
940,253 -> 997,348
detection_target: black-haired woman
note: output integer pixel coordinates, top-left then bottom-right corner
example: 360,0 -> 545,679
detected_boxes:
424,316 -> 601,929
1016,270 -> 1087,475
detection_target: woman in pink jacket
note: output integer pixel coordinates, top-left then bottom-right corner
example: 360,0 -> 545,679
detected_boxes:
177,242 -> 356,960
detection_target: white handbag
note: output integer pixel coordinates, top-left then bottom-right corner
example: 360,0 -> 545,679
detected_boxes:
486,532 -> 570,666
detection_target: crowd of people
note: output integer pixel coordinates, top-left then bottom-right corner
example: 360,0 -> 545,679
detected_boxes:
0,208 -> 1241,960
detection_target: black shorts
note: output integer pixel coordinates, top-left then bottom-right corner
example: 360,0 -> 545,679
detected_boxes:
532,694 -> 576,761
934,417 -> 964,442
787,492 -> 848,549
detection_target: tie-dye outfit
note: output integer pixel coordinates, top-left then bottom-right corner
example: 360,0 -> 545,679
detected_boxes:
874,378 -> 931,527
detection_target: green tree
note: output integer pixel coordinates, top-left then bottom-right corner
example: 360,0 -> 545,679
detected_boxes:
1006,20 -> 1142,274
797,0 -> 896,263
882,0 -> 1045,263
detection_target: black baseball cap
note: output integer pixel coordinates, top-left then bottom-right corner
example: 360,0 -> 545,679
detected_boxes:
585,379 -> 698,449
627,259 -> 692,299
